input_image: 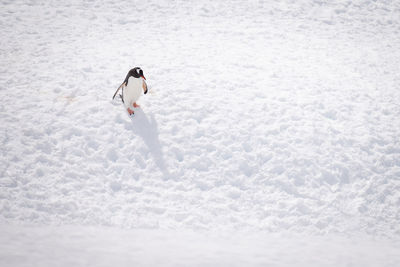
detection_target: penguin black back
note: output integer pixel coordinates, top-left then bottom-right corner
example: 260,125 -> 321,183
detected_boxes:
124,67 -> 144,86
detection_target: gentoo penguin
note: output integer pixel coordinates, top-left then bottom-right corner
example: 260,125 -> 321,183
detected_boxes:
113,67 -> 148,115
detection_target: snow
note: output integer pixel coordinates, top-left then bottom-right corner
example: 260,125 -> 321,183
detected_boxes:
1,0 -> 400,266
1,225 -> 400,267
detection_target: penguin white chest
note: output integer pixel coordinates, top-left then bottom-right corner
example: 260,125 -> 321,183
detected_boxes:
123,77 -> 143,108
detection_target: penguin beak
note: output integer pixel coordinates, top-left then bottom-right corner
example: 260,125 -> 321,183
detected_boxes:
141,75 -> 146,80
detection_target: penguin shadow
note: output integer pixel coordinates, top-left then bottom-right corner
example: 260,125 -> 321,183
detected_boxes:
130,109 -> 169,177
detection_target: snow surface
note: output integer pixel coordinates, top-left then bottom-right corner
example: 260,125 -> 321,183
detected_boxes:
1,0 -> 400,266
1,225 -> 400,267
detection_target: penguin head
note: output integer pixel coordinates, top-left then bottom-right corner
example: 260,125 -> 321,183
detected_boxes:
124,67 -> 146,86
131,67 -> 146,80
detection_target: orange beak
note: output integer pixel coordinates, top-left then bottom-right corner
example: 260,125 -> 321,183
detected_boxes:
141,75 -> 146,80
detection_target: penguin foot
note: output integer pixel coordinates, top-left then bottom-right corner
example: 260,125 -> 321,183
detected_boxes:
133,102 -> 140,108
127,108 -> 134,116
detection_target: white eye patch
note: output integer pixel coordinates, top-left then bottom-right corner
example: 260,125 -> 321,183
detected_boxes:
136,68 -> 142,74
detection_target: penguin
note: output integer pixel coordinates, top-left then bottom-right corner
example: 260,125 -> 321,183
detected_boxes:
113,67 -> 148,115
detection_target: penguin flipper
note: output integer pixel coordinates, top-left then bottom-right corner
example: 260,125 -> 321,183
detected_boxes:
112,82 -> 126,100
143,80 -> 148,94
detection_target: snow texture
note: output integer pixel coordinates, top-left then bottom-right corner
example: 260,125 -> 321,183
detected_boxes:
1,0 -> 400,266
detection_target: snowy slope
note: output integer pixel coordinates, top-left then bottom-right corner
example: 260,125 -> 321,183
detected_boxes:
1,0 -> 400,266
